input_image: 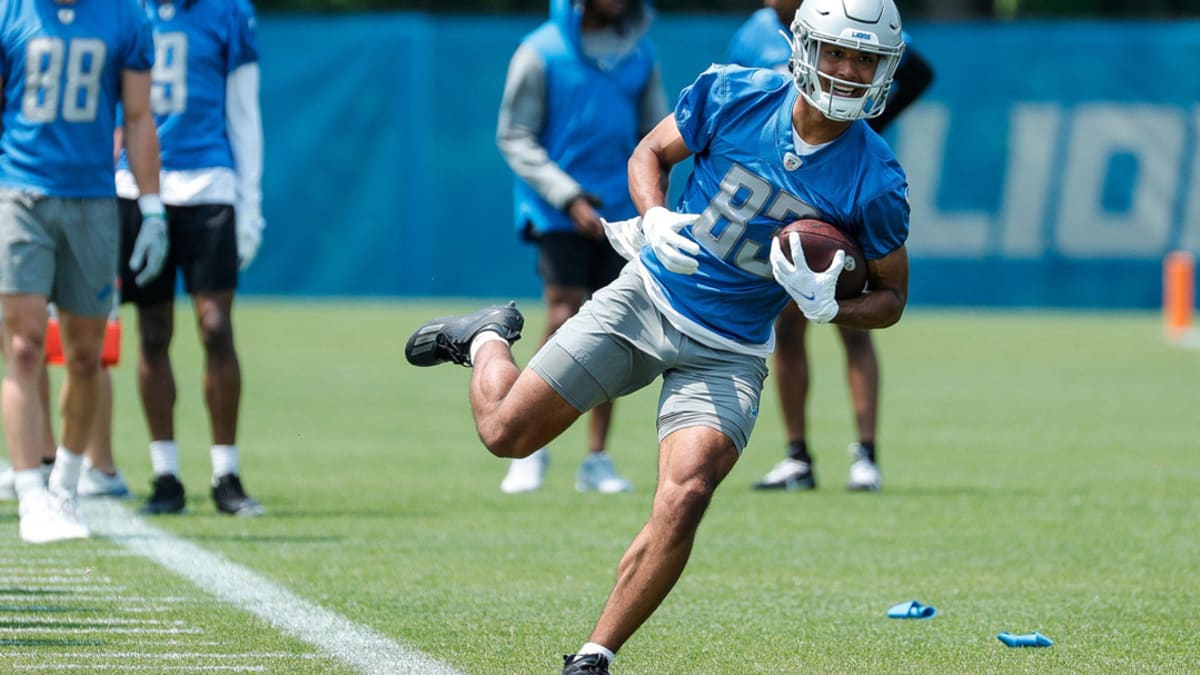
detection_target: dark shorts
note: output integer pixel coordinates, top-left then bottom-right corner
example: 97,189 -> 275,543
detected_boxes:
119,198 -> 238,305
534,231 -> 626,292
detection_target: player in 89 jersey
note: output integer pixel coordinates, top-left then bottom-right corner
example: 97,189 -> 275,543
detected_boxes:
0,0 -> 166,544
115,0 -> 266,517
406,0 -> 910,670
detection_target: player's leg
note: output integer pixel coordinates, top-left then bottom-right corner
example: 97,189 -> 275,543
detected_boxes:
54,309 -> 109,504
79,368 -> 131,498
178,203 -> 261,516
0,192 -> 87,542
119,196 -> 185,514
44,195 -> 120,536
564,340 -> 764,671
754,302 -> 815,490
837,325 -> 881,491
579,428 -> 739,657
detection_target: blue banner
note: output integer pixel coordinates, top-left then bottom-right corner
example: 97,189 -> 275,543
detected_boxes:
246,14 -> 1200,308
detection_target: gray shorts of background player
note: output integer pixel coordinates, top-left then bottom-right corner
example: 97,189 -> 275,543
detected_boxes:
117,198 -> 238,305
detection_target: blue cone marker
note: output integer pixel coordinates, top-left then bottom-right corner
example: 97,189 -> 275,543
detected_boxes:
997,631 -> 1053,647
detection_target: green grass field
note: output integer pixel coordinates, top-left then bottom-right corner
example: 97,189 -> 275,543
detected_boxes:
2,300 -> 1197,673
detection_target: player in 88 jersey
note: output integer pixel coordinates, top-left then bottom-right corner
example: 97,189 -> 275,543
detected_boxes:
115,0 -> 266,517
728,0 -> 934,493
406,0 -> 910,669
0,0 -> 166,544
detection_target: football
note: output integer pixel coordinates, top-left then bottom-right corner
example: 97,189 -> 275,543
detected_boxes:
776,219 -> 867,299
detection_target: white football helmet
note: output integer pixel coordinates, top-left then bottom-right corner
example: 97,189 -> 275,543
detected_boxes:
788,0 -> 906,122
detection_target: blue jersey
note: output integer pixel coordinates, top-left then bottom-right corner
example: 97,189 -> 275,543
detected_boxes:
0,0 -> 153,196
144,0 -> 258,170
642,65 -> 909,346
726,8 -> 792,73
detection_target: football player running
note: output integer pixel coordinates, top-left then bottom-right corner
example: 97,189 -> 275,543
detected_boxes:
116,0 -> 266,517
729,0 -> 934,493
406,0 -> 911,672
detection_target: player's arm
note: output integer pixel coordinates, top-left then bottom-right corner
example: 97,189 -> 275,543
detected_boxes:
867,46 -> 934,133
832,245 -> 909,329
495,45 -> 597,225
227,62 -> 265,269
121,69 -> 160,198
628,115 -> 692,213
121,68 -> 169,286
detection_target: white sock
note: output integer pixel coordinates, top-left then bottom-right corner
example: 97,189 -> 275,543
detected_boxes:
211,445 -> 238,481
149,440 -> 179,477
13,469 -> 45,501
48,447 -> 83,494
575,643 -> 615,664
468,330 -> 508,365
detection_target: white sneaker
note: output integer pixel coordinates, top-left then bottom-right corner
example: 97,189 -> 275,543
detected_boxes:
846,443 -> 881,491
0,462 -> 53,501
576,452 -> 632,493
500,448 -> 548,493
18,489 -> 89,544
77,466 -> 132,498
753,458 -> 816,490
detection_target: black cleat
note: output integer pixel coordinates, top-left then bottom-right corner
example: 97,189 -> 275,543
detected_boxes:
562,654 -> 610,675
211,474 -> 265,517
139,474 -> 187,515
405,301 -> 524,367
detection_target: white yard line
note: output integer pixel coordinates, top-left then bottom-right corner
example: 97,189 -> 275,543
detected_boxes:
84,500 -> 463,675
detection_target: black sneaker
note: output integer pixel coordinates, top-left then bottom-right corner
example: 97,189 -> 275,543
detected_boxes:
405,302 -> 524,367
211,474 -> 265,516
562,654 -> 610,675
139,474 -> 186,515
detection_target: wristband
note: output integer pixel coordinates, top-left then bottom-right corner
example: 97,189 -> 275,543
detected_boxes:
137,194 -> 164,217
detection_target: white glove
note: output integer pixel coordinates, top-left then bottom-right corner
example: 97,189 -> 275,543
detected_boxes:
129,195 -> 169,287
236,205 -> 265,271
600,216 -> 645,262
769,232 -> 842,324
642,206 -> 701,275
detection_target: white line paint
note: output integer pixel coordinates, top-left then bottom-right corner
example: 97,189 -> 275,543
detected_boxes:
4,652 -> 321,659
84,500 -> 464,675
13,666 -> 266,672
0,626 -> 204,634
0,617 -> 185,625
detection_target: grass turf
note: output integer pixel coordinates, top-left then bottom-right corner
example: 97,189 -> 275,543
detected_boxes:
2,300 -> 1196,674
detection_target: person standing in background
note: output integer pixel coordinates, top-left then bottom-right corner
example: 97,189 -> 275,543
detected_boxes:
0,0 -> 166,543
495,0 -> 667,494
728,0 -> 933,492
117,0 -> 266,516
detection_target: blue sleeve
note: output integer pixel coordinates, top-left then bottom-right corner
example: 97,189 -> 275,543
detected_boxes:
674,65 -> 729,155
855,183 -> 910,260
121,0 -> 154,71
227,0 -> 260,73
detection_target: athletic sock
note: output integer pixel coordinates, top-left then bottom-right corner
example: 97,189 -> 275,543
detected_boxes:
859,441 -> 877,463
573,642 -> 615,665
211,445 -> 239,481
49,446 -> 83,493
13,469 -> 45,501
469,330 -> 507,365
787,440 -> 812,464
149,440 -> 179,477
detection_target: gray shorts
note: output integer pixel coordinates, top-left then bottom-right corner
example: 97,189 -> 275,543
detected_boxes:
528,265 -> 768,453
0,189 -> 118,317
